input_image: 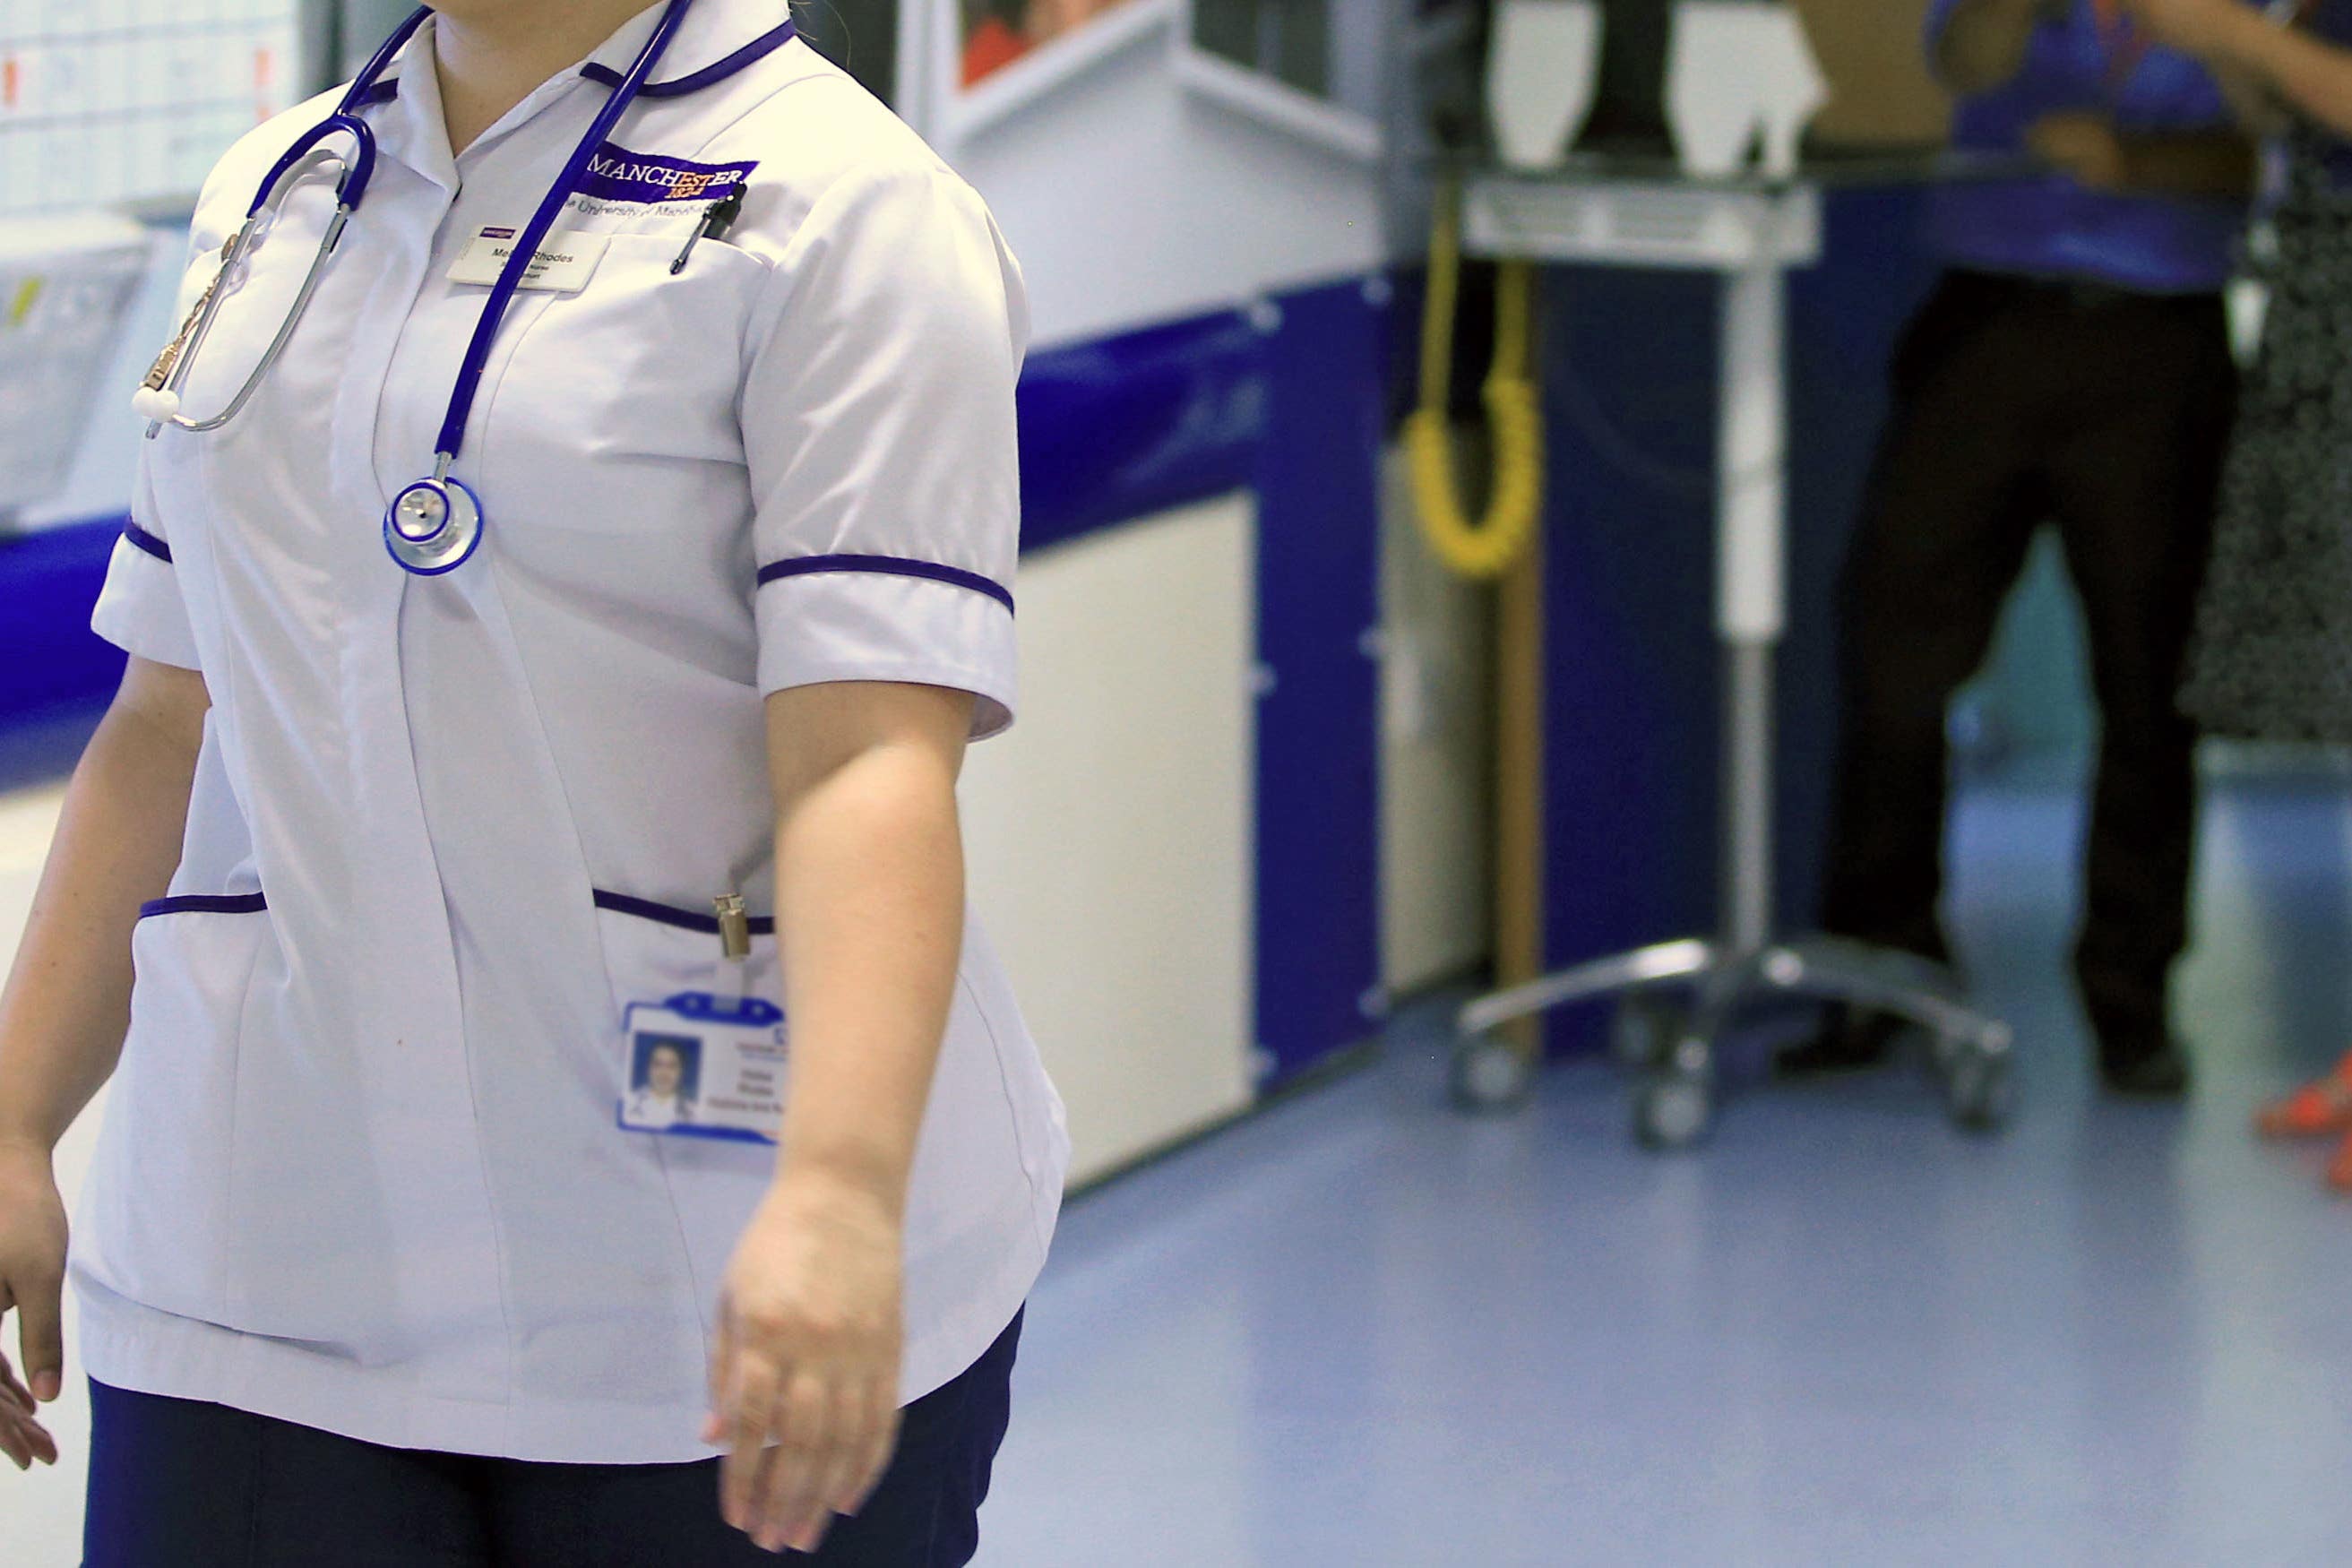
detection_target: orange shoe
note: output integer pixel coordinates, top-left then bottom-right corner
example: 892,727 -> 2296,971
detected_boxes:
2255,1049 -> 2352,1140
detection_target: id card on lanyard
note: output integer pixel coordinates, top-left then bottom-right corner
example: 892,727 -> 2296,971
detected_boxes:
618,991 -> 788,1144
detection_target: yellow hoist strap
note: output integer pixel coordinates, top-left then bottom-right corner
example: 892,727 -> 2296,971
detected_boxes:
1404,178 -> 1545,580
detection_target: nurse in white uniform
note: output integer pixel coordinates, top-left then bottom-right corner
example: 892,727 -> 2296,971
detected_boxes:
0,3 -> 1066,1562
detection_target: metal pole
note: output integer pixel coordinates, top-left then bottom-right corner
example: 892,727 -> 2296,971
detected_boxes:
1723,640 -> 1773,955
1495,499 -> 1547,1063
1715,232 -> 1787,957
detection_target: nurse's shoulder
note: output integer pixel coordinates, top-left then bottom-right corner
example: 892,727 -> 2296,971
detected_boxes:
716,45 -> 958,194
183,84 -> 363,256
696,47 -> 1026,343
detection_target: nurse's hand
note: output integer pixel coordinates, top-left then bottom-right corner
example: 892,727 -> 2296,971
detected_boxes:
0,1139 -> 65,1470
706,1169 -> 905,1555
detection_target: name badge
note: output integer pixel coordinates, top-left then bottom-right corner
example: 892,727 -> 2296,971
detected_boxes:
448,227 -> 610,292
617,991 -> 788,1144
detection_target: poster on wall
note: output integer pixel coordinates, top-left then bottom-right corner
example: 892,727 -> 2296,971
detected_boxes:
0,2 -> 302,217
961,0 -> 1147,87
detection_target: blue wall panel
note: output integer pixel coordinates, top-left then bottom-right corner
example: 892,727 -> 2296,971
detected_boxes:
1016,310 -> 1268,555
1536,185 -> 1943,1053
0,521 -> 126,722
1251,280 -> 1387,1084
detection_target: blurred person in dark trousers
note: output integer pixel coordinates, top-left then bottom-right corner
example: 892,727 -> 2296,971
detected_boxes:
1781,0 -> 2256,1094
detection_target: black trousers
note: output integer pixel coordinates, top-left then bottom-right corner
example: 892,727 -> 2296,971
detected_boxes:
82,1312 -> 1021,1568
1821,271 -> 2236,1047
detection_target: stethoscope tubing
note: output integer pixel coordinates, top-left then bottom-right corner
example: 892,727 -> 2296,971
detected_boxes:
140,0 -> 700,578
432,0 -> 694,464
144,7 -> 426,434
173,149 -> 361,434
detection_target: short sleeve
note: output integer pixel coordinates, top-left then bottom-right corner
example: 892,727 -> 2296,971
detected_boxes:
741,161 -> 1028,740
90,457 -> 202,672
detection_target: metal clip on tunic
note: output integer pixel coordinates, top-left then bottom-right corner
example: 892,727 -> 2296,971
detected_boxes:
713,893 -> 753,961
713,892 -> 753,1006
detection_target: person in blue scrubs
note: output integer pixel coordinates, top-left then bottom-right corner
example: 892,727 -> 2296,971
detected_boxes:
1785,0 -> 2255,1092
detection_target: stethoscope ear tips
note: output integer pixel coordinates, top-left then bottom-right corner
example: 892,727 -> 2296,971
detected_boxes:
133,386 -> 182,424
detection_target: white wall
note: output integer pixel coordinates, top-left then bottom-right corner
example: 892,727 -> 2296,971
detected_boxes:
961,499 -> 1260,1182
929,1 -> 1387,348
1377,446 -> 1493,994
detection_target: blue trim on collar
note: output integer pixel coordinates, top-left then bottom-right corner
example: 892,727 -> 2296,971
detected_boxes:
755,554 -> 1016,616
122,522 -> 173,565
595,889 -> 777,936
141,893 -> 268,918
582,18 -> 797,97
348,17 -> 796,109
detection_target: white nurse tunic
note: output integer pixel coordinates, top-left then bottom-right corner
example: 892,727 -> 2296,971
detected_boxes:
77,0 -> 1067,1463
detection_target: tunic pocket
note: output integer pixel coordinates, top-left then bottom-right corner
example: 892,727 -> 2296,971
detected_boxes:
73,900 -> 271,1324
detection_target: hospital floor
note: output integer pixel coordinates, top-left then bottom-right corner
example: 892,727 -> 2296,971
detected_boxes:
976,767 -> 2352,1568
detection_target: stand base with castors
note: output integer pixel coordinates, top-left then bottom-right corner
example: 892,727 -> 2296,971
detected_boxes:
1447,174 -> 2015,1146
1448,935 -> 2016,1143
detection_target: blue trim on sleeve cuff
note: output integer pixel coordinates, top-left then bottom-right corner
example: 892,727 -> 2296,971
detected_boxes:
140,892 -> 267,918
594,889 -> 777,936
755,555 -> 1016,616
122,523 -> 173,565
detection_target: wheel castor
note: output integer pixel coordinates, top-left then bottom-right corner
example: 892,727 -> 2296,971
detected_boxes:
1943,1038 -> 2015,1132
1451,1035 -> 1535,1112
1635,1070 -> 1712,1149
1609,994 -> 1684,1068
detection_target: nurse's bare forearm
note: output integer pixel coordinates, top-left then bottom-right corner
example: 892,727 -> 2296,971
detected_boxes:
2197,5 -> 2352,140
0,660 -> 207,1153
764,683 -> 972,1215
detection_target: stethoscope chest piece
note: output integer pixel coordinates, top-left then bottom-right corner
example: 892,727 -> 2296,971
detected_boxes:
384,473 -> 484,575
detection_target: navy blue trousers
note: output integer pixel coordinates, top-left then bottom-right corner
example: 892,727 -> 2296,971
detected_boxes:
83,1312 -> 1021,1567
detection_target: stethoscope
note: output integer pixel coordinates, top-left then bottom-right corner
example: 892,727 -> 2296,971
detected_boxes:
134,0 -> 696,576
